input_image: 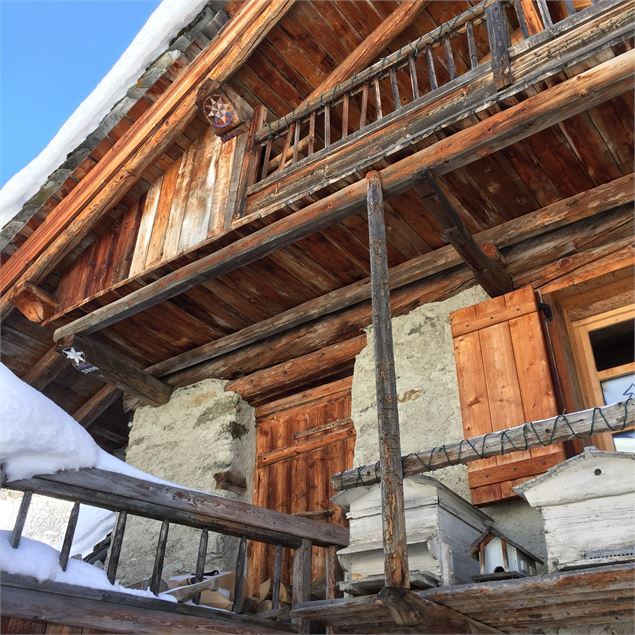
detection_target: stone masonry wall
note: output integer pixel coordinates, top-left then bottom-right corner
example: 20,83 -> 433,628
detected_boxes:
116,378 -> 255,585
351,285 -> 548,564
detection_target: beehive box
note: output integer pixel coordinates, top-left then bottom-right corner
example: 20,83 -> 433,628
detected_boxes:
332,475 -> 492,591
514,447 -> 635,571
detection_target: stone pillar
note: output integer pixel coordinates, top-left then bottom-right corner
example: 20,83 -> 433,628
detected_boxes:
116,378 -> 255,585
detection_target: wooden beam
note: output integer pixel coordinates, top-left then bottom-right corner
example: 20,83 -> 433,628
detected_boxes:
0,0 -> 294,303
1,575 -> 291,634
22,346 -> 67,391
51,50 -> 635,341
5,467 -> 349,548
331,399 -> 635,491
226,335 -> 365,403
420,170 -> 514,297
58,335 -> 172,406
73,384 -> 121,428
13,283 -> 58,323
296,1 -> 427,111
366,171 -> 409,590
121,173 -> 635,381
378,587 -> 502,633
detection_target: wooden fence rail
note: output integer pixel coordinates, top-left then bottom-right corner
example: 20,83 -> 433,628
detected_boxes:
1,465 -> 348,622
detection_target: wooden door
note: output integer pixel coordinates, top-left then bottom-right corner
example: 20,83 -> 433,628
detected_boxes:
248,378 -> 354,598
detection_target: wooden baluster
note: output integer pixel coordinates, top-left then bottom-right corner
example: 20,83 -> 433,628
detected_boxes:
292,119 -> 301,164
107,511 -> 128,584
150,520 -> 169,595
466,22 -> 479,68
443,37 -> 457,80
341,94 -> 350,139
389,67 -> 401,110
193,528 -> 208,605
260,138 -> 273,180
271,544 -> 284,610
292,539 -> 312,633
536,0 -> 553,27
324,104 -> 331,147
373,77 -> 383,120
485,0 -> 513,90
426,46 -> 438,90
279,123 -> 295,171
513,0 -> 530,38
232,536 -> 247,613
407,53 -> 420,100
59,502 -> 80,572
10,491 -> 32,549
307,111 -> 316,156
360,83 -> 369,129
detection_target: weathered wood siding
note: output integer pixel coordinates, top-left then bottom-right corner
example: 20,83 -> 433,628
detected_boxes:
248,378 -> 354,597
450,286 -> 566,505
56,128 -> 245,311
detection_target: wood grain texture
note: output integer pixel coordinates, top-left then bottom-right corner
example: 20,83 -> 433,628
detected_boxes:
1,0 -> 295,303
52,49 -> 635,341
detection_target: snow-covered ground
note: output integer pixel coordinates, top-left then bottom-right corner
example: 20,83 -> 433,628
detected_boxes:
0,531 -> 175,602
0,362 -> 177,596
0,0 -> 210,231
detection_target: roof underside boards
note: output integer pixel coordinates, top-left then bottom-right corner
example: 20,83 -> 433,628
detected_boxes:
1,0 -> 633,446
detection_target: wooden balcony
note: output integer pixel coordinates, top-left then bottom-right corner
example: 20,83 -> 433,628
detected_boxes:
1,467 -> 348,633
243,0 -> 633,218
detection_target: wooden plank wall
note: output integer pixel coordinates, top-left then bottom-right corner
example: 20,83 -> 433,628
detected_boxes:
248,378 -> 354,597
56,127 -> 246,311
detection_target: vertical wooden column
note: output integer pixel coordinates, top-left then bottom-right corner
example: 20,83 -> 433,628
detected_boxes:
366,171 -> 410,590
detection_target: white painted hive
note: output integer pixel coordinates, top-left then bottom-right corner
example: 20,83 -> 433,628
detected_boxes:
332,475 -> 492,587
514,447 -> 635,571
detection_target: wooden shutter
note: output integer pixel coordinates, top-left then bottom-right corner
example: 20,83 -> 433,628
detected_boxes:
451,286 -> 566,505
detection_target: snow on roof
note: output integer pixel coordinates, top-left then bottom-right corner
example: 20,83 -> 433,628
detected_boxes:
0,0 -> 220,244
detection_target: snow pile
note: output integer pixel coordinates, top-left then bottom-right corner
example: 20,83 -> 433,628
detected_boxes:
0,0 -> 210,230
0,362 -> 99,480
72,505 -> 116,557
0,362 -> 175,485
0,530 -> 176,601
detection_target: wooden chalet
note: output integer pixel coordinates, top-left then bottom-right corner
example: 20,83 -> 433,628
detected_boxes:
1,0 -> 634,633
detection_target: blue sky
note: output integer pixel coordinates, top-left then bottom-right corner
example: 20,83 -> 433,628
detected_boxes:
1,0 -> 161,186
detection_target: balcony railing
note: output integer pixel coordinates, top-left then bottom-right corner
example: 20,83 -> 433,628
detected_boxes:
246,0 -> 594,189
2,466 -> 348,630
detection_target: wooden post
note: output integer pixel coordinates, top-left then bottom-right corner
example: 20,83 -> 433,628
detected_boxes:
193,528 -> 208,604
366,171 -> 410,590
150,520 -> 169,595
485,0 -> 513,90
292,538 -> 312,633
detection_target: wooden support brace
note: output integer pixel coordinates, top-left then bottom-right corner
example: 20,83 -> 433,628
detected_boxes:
419,169 -> 514,297
58,335 -> 172,406
13,283 -> 58,323
379,587 -> 504,633
367,171 -> 410,589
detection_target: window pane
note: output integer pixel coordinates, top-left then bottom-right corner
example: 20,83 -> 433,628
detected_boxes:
601,373 -> 635,453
